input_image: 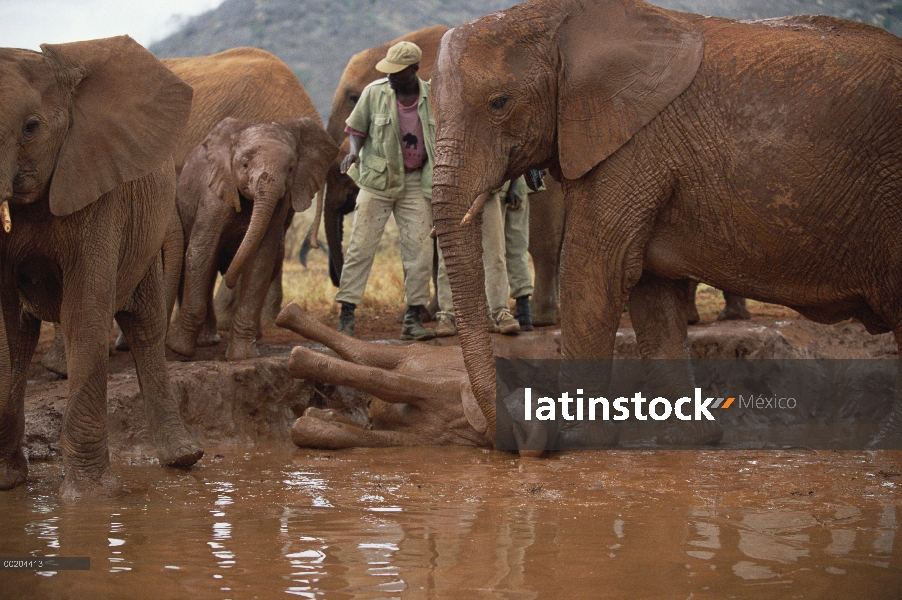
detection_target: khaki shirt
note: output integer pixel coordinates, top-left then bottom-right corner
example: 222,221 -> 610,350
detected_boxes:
346,77 -> 436,198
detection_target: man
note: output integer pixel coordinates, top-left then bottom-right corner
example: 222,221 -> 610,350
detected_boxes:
504,176 -> 535,331
336,41 -> 455,340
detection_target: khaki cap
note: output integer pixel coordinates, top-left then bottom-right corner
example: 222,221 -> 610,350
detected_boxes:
376,41 -> 422,74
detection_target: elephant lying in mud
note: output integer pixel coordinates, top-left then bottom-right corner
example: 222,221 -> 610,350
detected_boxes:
429,0 -> 902,449
0,36 -> 203,497
276,303 -> 561,448
166,118 -> 336,361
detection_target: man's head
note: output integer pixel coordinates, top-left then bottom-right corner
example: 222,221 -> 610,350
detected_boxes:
378,41 -> 421,93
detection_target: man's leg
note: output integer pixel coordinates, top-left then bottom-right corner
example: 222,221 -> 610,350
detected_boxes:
335,188 -> 394,333
483,193 -> 519,334
393,171 -> 435,340
504,196 -> 534,330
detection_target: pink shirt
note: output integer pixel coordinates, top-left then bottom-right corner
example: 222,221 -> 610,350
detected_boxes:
396,99 -> 427,172
344,100 -> 427,172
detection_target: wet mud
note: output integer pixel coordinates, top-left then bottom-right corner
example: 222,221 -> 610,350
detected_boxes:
4,317 -> 901,597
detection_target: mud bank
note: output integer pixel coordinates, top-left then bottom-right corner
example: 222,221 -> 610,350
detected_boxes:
21,318 -> 897,460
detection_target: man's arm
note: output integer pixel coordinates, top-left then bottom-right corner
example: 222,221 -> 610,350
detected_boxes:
341,133 -> 364,174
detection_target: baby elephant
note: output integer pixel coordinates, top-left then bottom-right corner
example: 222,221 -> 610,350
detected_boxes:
167,117 -> 338,360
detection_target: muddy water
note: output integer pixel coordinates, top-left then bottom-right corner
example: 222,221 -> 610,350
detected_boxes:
1,447 -> 900,599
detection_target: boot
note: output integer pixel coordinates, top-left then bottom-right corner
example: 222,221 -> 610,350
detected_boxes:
434,313 -> 457,337
490,307 -> 520,335
401,305 -> 436,341
337,302 -> 356,336
514,295 -> 533,331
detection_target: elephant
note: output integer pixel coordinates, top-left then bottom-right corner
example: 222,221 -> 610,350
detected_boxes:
40,47 -> 324,374
429,0 -> 902,448
275,303 -> 560,448
165,117 -> 338,361
0,36 -> 203,497
687,282 -> 749,325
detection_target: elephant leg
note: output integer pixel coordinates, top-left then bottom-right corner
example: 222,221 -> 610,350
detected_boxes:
261,255 -> 284,327
167,217 -> 224,357
115,256 -> 203,468
227,202 -> 290,361
0,306 -> 41,491
57,268 -> 121,499
718,292 -> 751,321
196,274 -> 221,348
868,325 -> 902,448
629,274 -> 722,445
686,280 -> 700,325
291,410 -> 421,449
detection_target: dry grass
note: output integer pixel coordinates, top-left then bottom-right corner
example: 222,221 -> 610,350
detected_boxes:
282,205 -> 408,322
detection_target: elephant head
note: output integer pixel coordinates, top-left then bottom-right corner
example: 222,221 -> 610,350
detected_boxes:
430,0 -> 704,439
203,117 -> 338,289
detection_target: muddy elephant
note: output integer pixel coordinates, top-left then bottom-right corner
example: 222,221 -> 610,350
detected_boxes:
0,36 -> 203,497
276,303 -> 561,448
429,1 -> 902,445
166,118 -> 337,360
40,47 -> 324,375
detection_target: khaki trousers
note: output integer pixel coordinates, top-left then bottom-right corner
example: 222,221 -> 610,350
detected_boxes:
336,170 -> 433,307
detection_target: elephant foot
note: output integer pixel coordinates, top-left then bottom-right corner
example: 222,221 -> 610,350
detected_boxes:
662,419 -> 724,446
40,339 -> 68,377
150,411 -> 204,467
59,466 -> 122,500
166,326 -> 197,357
226,337 -> 259,361
196,328 -> 222,348
156,434 -> 204,468
717,297 -> 751,321
291,415 -> 370,449
0,449 -> 28,490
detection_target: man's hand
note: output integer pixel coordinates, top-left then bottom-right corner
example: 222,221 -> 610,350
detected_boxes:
505,185 -> 523,211
340,133 -> 365,174
340,152 -> 359,174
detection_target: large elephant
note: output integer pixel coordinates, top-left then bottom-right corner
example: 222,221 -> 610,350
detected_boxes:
40,47 -> 324,375
166,118 -> 337,360
0,36 -> 203,497
430,1 -> 902,444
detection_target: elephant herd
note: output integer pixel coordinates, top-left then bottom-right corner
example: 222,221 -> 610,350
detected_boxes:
2,0 -> 902,498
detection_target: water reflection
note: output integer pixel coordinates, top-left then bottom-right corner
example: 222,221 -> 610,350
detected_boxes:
0,448 -> 898,598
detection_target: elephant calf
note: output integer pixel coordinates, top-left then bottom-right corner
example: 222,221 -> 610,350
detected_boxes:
166,117 -> 337,361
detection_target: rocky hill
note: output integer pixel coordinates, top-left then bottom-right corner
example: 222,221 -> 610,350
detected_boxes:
151,0 -> 902,120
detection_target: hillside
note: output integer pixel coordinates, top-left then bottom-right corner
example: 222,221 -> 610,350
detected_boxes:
151,0 -> 902,120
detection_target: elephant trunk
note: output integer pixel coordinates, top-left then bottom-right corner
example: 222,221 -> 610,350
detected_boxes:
224,173 -> 282,289
432,164 -> 498,440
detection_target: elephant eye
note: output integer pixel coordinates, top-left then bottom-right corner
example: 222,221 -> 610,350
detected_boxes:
22,119 -> 40,137
349,94 -> 360,105
490,95 -> 509,110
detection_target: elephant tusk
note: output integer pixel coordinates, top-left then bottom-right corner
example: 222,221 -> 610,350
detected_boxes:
0,201 -> 10,233
460,191 -> 490,226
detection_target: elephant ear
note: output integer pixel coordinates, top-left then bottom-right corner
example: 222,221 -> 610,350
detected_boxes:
285,118 -> 340,212
556,0 -> 704,180
41,36 -> 193,217
203,118 -> 243,213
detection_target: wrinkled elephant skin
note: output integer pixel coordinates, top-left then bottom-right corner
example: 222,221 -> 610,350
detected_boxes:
167,118 -> 337,361
0,36 -> 203,497
429,0 -> 902,447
